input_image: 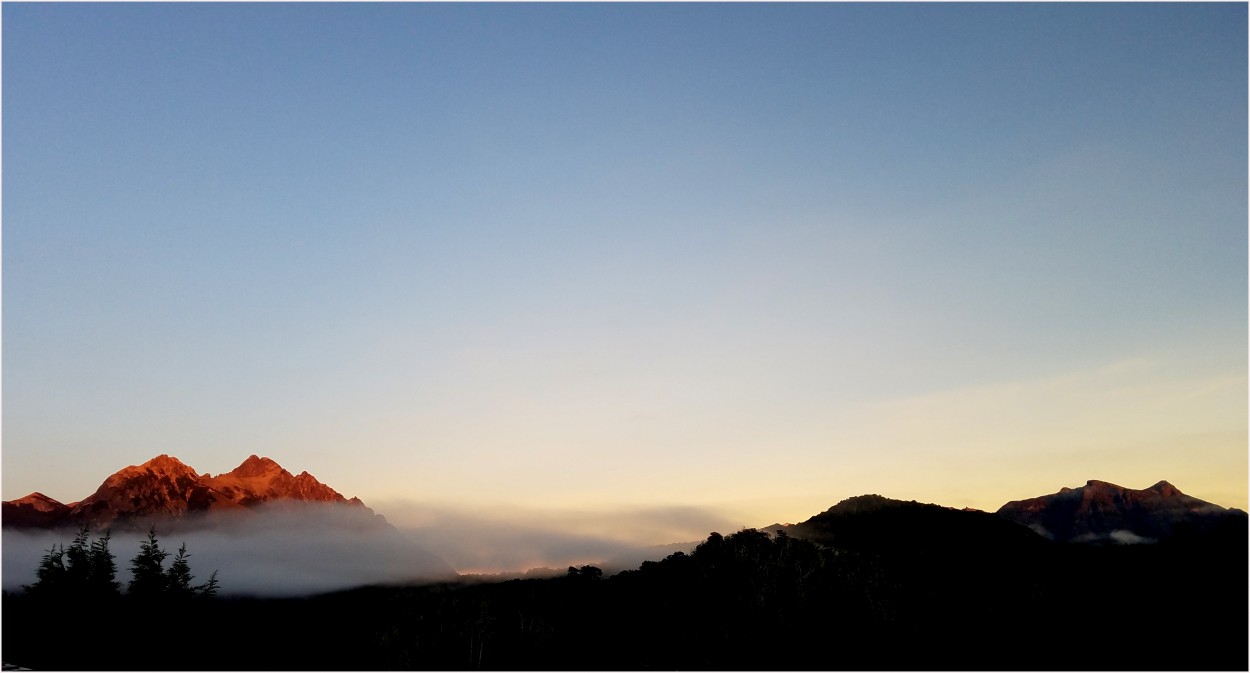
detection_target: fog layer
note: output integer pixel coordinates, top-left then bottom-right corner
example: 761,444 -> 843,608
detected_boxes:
3,501 -> 735,595
376,500 -> 737,574
3,503 -> 456,596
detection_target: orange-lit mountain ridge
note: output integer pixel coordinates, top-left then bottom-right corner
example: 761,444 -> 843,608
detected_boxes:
762,481 -> 1245,547
995,479 -> 1243,542
2,454 -> 373,530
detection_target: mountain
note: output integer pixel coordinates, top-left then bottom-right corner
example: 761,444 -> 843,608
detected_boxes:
773,493 -> 1049,556
3,454 -> 461,596
995,478 -> 1247,543
2,454 -> 375,531
1,492 -> 73,529
765,480 -> 1246,550
202,454 -> 366,508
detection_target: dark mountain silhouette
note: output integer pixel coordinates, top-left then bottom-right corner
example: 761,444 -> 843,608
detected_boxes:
2,454 -> 375,531
996,478 -> 1247,543
769,493 -> 1050,554
4,474 -> 1246,669
762,482 -> 1247,550
10,520 -> 1244,670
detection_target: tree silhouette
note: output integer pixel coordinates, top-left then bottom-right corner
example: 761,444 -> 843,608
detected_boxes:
196,569 -> 220,598
25,527 -> 118,599
123,527 -> 220,599
87,530 -> 120,598
63,526 -> 92,590
165,543 -> 196,598
26,544 -> 66,596
128,526 -> 170,598
566,565 -> 603,580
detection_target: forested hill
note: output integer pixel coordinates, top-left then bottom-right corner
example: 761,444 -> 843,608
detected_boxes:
5,520 -> 1246,670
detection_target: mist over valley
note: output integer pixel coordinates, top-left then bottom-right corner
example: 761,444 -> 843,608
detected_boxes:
4,2 -> 1246,669
4,458 -> 1245,670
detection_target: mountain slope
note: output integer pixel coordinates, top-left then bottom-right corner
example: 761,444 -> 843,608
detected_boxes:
777,493 -> 1049,554
1,492 -> 73,529
995,479 -> 1245,542
202,454 -> 362,507
3,454 -> 373,530
64,454 -> 244,529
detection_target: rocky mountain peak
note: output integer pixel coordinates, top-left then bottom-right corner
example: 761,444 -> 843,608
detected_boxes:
115,454 -> 198,479
229,454 -> 284,478
2,492 -> 72,528
3,454 -> 374,531
1148,480 -> 1180,497
9,492 -> 65,511
146,453 -> 189,467
997,479 -> 1235,543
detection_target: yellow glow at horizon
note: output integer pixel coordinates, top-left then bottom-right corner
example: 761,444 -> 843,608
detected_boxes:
348,352 -> 1247,536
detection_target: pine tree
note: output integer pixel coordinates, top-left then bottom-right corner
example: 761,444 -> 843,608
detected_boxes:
26,543 -> 66,596
195,570 -> 220,599
26,525 -> 219,601
25,527 -> 120,599
87,530 -> 120,597
63,526 -> 92,591
164,543 -> 195,598
127,526 -> 169,598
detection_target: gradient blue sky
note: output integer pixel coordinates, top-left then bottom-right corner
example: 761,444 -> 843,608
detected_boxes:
3,3 -> 1246,534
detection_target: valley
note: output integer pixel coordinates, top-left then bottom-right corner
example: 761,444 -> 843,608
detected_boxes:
3,455 -> 1246,670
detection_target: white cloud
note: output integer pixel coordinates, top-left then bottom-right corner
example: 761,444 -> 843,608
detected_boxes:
3,503 -> 456,597
373,499 -> 734,574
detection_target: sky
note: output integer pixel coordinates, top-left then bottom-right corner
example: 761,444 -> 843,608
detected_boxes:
3,2 -> 1247,549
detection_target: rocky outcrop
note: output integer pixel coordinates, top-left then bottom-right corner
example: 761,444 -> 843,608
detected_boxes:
1,492 -> 73,528
3,454 -> 372,530
996,479 -> 1243,542
202,455 -> 351,507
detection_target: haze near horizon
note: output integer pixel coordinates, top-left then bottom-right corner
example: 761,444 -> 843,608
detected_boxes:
3,3 -> 1246,535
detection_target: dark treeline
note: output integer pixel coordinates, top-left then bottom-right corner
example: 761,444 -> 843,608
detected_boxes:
20,525 -> 219,601
4,524 -> 1246,670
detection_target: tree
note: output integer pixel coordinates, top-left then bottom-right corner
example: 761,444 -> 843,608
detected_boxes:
195,570 -> 220,599
127,526 -> 169,598
26,527 -> 118,599
127,528 -> 220,599
26,544 -> 66,596
164,543 -> 195,598
565,565 -> 603,582
63,526 -> 92,590
87,530 -> 120,597
24,526 -> 216,601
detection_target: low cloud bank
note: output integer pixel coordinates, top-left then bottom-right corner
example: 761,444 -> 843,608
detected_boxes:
375,500 -> 737,574
3,501 -> 736,595
1071,529 -> 1158,545
3,503 -> 456,597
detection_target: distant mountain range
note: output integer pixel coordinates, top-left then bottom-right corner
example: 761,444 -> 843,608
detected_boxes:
5,456 -> 1245,551
764,492 -> 1048,555
766,479 -> 1245,548
2,455 -> 462,595
3,454 -> 375,531
995,478 -> 1242,542
4,458 -> 1245,669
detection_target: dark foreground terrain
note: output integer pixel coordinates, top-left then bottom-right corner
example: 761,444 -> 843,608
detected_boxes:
4,517 -> 1246,671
